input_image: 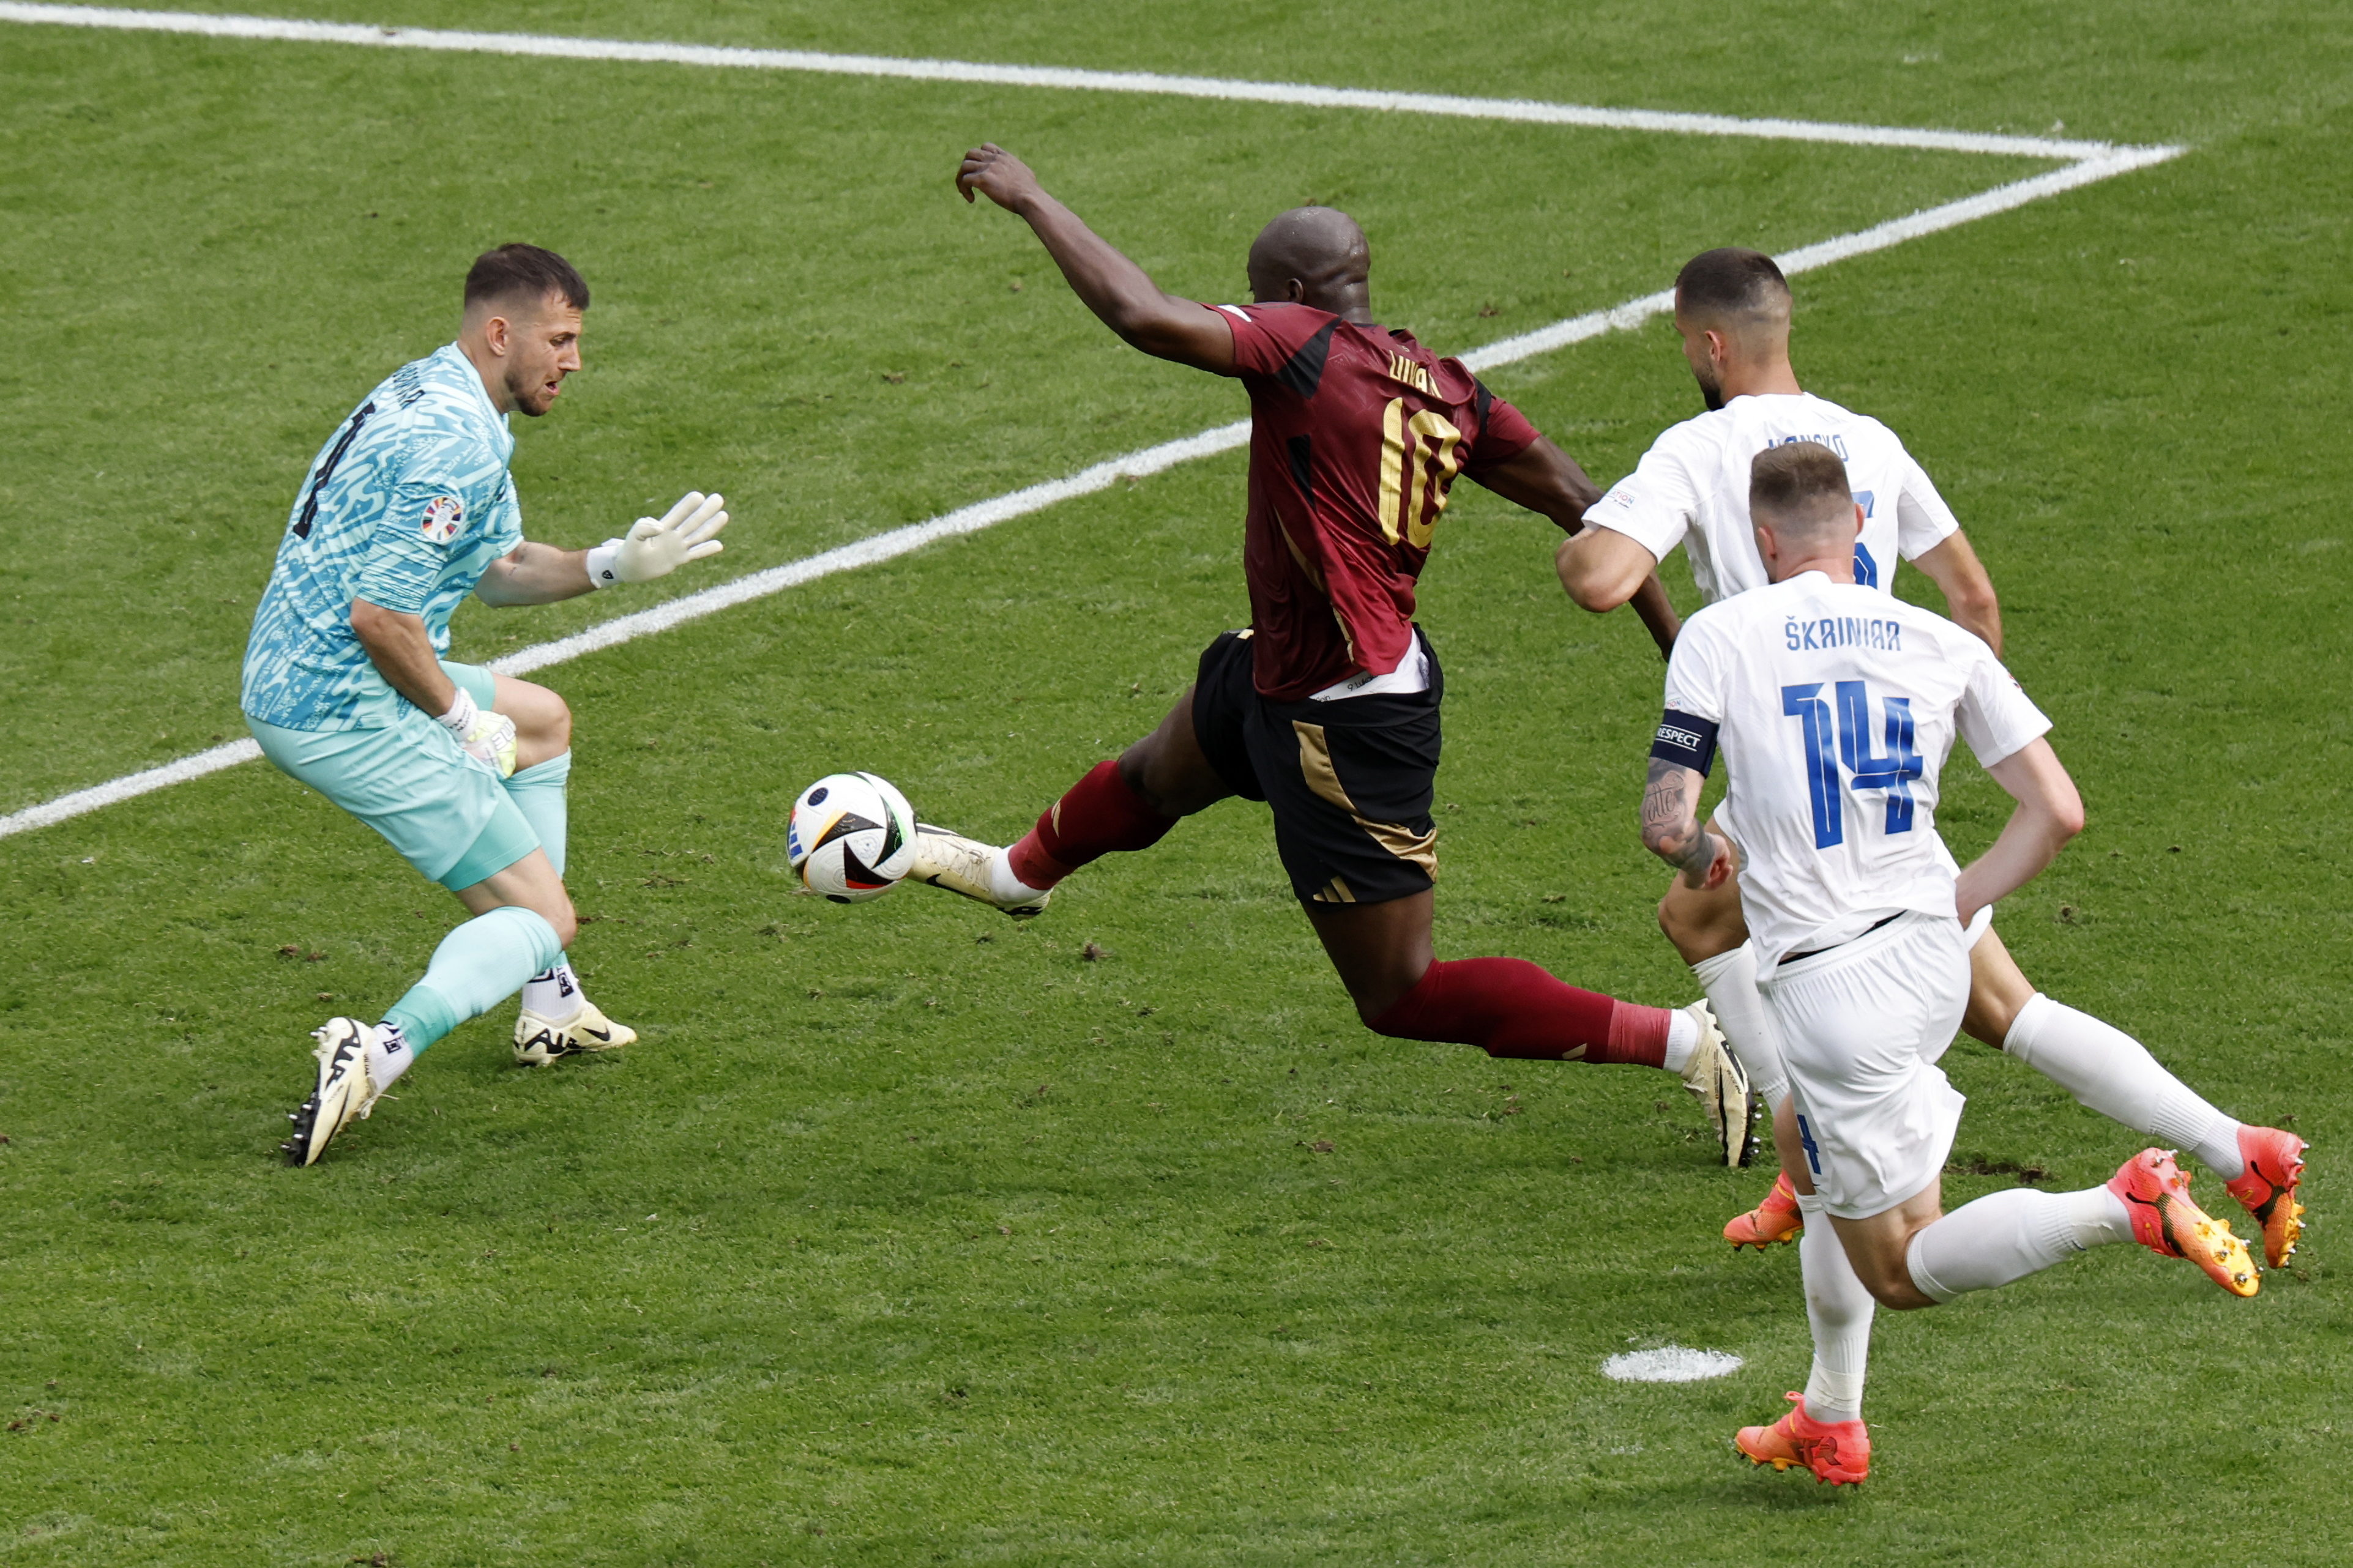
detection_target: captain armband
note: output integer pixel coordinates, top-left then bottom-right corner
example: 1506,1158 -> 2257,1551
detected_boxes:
1649,708 -> 1719,776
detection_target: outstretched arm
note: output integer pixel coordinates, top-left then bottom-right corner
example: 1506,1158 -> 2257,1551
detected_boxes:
476,491 -> 731,607
1641,756 -> 1735,890
1554,523 -> 1682,656
1479,439 -> 1680,656
1556,524 -> 1657,611
1955,737 -> 2082,921
1910,530 -> 2002,656
1624,574 -> 1683,657
957,144 -> 1235,373
474,541 -> 592,606
1470,433 -> 1603,523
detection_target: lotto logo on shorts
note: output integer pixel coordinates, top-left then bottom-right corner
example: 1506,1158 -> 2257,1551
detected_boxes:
420,495 -> 464,543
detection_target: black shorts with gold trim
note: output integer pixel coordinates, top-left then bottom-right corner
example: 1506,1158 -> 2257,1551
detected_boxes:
1188,628 -> 1442,908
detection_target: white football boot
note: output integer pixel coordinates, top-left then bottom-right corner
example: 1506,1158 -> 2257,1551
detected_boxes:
908,824 -> 1051,920
1676,1000 -> 1758,1168
513,999 -> 637,1066
280,1017 -> 386,1167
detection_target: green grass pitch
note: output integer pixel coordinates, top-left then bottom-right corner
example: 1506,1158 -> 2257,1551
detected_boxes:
2,1 -> 2350,1561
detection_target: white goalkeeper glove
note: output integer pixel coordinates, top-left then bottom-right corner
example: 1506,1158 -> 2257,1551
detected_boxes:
585,491 -> 729,589
436,686 -> 518,778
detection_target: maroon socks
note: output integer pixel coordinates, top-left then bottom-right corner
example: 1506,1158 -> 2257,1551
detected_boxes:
1004,763 -> 1676,1074
1006,759 -> 1178,890
1368,956 -> 1672,1067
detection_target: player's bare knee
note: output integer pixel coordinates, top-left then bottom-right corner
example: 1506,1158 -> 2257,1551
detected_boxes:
540,691 -> 572,754
1116,740 -> 1163,802
492,675 -> 571,756
1120,724 -> 1221,817
523,685 -> 573,753
1843,1224 -> 1941,1309
1343,950 -> 1431,1031
1964,994 -> 2022,1049
1870,1281 -> 1936,1312
1352,978 -> 1416,1030
1657,892 -> 1723,965
1657,891 -> 1695,951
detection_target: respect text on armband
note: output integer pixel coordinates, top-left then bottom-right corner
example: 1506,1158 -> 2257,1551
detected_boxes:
1785,615 -> 1902,652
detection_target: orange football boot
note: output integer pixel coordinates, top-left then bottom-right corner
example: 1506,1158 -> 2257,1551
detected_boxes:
1726,1169 -> 1805,1250
1735,1392 -> 1869,1485
2223,1125 -> 2307,1269
2108,1148 -> 2258,1296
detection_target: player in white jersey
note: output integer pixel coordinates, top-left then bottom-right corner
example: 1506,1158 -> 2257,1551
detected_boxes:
1561,248 -> 2305,1268
1643,444 -> 2271,1484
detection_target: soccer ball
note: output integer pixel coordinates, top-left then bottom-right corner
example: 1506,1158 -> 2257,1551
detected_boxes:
788,771 -> 917,902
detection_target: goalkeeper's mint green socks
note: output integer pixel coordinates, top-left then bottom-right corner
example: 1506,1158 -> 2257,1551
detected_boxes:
367,757 -> 575,1090
380,905 -> 562,1072
503,752 -> 571,875
502,752 -> 589,1018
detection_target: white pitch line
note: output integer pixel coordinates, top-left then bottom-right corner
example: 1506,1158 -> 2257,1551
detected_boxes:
462,147 -> 2186,685
0,154 -> 2186,844
489,422 -> 1256,680
1,738 -> 270,840
0,9 -> 2185,844
1455,148 -> 2179,372
0,3 -> 2139,162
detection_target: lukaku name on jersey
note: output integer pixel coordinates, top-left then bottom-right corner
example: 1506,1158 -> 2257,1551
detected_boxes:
914,144 -> 1758,1166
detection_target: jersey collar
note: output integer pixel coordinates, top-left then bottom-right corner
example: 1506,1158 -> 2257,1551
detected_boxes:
431,342 -> 515,460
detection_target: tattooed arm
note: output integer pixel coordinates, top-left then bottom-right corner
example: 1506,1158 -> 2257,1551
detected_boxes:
1641,756 -> 1734,889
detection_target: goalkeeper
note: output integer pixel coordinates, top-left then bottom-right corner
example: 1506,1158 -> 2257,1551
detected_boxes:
241,244 -> 731,1165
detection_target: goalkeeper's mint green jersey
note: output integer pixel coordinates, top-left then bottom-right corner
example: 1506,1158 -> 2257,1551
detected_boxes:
241,344 -> 524,731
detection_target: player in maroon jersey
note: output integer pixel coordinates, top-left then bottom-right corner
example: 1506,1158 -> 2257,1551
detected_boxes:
911,144 -> 1753,1161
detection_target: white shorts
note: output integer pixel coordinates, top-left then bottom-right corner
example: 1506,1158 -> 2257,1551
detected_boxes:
1764,910 -> 1971,1220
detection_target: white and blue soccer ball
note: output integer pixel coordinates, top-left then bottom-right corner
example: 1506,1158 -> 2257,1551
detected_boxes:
788,771 -> 917,902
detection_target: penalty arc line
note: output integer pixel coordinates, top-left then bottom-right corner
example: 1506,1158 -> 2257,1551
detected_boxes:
0,2 -> 2149,162
0,14 -> 2183,843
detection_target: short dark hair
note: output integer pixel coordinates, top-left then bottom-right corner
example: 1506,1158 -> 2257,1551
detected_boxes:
1676,247 -> 1788,319
464,243 -> 589,314
1750,441 -> 1850,525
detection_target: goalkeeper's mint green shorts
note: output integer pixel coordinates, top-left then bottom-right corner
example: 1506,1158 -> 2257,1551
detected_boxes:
244,661 -> 540,891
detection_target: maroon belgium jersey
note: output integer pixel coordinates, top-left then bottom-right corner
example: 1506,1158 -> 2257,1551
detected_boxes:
1207,300 -> 1543,700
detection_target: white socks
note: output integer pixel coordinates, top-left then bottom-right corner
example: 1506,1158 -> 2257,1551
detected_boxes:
1797,1193 -> 1874,1423
2004,994 -> 2243,1179
1662,1005 -> 1701,1074
1796,1183 -> 2130,1414
989,848 -> 1051,906
1904,1184 -> 2134,1303
1690,944 -> 1789,1107
521,960 -> 586,1021
366,1021 -> 414,1092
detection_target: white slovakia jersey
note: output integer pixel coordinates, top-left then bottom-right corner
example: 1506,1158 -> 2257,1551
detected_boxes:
1587,391 -> 1960,603
1658,571 -> 2049,968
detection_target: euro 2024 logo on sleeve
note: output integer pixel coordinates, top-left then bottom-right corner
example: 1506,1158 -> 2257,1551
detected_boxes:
420,495 -> 464,544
